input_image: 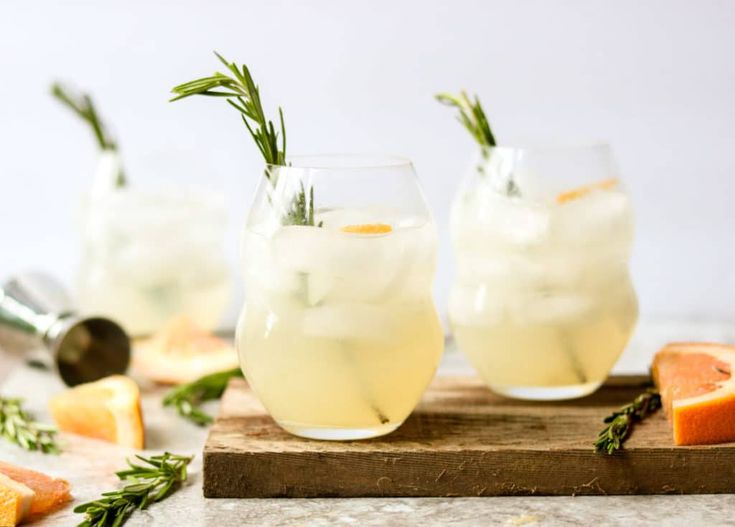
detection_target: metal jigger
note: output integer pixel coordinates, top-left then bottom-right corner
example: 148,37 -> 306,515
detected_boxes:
0,272 -> 130,386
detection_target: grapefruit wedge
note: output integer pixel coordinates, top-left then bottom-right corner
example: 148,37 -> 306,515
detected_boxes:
134,316 -> 238,385
49,375 -> 145,449
652,342 -> 735,446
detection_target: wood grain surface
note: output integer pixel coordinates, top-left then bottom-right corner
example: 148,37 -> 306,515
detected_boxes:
203,376 -> 735,498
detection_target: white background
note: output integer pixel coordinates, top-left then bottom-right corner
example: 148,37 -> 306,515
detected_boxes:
1,0 -> 733,328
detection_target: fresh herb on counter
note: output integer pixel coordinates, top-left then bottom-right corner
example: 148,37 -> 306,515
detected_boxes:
0,396 -> 58,454
75,452 -> 192,527
163,368 -> 243,426
170,52 -> 315,226
50,82 -> 126,187
594,388 -> 662,454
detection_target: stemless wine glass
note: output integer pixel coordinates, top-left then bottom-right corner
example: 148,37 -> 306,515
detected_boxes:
78,159 -> 231,336
449,144 -> 638,400
237,155 -> 444,440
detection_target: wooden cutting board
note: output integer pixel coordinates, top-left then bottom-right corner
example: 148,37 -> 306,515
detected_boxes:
203,376 -> 735,498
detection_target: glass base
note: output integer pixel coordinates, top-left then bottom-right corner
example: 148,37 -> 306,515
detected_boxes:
491,381 -> 602,401
278,421 -> 402,440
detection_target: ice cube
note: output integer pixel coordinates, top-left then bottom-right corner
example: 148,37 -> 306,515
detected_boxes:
449,283 -> 507,327
454,190 -> 551,248
552,190 -> 633,247
513,293 -> 595,325
271,224 -> 414,303
302,302 -> 394,339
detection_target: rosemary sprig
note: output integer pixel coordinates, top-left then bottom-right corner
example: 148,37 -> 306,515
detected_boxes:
436,91 -> 497,149
51,82 -> 126,187
170,52 -> 315,226
436,90 -> 520,196
162,368 -> 243,426
74,452 -> 192,527
594,388 -> 662,454
0,396 -> 59,454
170,52 -> 286,166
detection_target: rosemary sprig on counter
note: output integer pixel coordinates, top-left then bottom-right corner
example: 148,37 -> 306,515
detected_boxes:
75,452 -> 192,527
163,368 -> 243,426
51,82 -> 126,187
594,388 -> 662,455
170,52 -> 315,226
0,396 -> 59,454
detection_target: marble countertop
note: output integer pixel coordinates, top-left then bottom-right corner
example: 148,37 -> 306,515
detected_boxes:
1,318 -> 734,526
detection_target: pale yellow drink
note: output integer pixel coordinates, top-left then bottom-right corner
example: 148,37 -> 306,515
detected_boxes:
450,176 -> 637,400
238,208 -> 443,439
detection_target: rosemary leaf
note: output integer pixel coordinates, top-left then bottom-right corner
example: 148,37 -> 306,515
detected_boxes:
594,388 -> 662,455
51,82 -> 126,187
74,452 -> 192,527
170,51 -> 317,226
0,396 -> 59,454
162,368 -> 243,426
436,91 -> 496,148
436,90 -> 520,197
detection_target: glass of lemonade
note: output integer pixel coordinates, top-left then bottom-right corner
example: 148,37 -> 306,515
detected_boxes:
449,144 -> 638,400
237,155 -> 444,440
78,181 -> 231,336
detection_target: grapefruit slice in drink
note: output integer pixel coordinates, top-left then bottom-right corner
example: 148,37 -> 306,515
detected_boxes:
556,178 -> 618,204
652,342 -> 735,445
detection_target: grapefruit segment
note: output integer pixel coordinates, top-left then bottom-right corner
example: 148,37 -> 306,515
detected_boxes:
340,223 -> 393,234
652,342 -> 735,446
556,178 -> 618,204
0,462 -> 71,518
134,316 -> 238,385
49,375 -> 145,449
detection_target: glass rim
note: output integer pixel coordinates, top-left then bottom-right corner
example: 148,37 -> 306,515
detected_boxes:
265,153 -> 413,171
477,141 -> 612,154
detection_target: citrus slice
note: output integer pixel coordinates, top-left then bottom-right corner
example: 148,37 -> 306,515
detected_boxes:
556,178 -> 619,204
652,342 -> 735,445
0,473 -> 33,526
49,375 -> 145,449
134,315 -> 239,385
0,462 -> 71,519
340,223 -> 393,234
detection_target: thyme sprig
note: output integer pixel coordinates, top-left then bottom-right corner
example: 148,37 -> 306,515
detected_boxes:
594,388 -> 662,455
162,368 -> 243,426
170,52 -> 316,225
51,82 -> 126,187
74,452 -> 192,527
0,396 -> 59,454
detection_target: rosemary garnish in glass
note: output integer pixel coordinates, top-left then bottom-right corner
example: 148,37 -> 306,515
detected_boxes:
162,368 -> 243,426
170,52 -> 315,226
594,388 -> 662,454
0,396 -> 59,454
436,91 -> 519,197
74,452 -> 192,527
51,82 -> 126,187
